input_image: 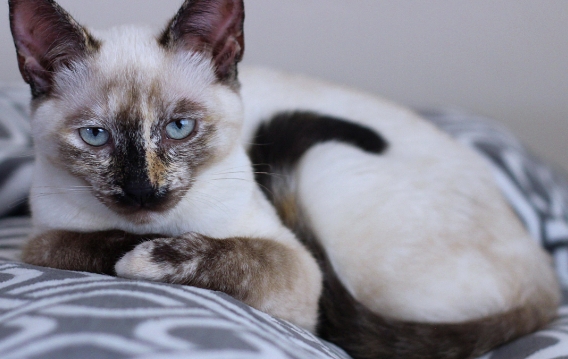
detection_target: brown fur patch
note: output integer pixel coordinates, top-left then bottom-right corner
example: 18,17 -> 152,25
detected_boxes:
146,149 -> 167,187
22,230 -> 159,275
148,234 -> 296,308
275,193 -> 300,226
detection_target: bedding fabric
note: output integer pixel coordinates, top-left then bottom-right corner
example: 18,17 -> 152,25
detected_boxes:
1,85 -> 568,358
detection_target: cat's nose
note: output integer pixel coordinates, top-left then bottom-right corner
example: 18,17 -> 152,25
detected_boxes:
122,182 -> 156,207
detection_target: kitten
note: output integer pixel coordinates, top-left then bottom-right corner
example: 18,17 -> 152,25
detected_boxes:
9,0 -> 560,358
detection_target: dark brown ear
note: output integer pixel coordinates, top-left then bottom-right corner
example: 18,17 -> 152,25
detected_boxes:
9,0 -> 100,98
160,0 -> 245,86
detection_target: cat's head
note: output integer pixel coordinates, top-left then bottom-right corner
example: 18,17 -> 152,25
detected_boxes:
9,0 -> 245,222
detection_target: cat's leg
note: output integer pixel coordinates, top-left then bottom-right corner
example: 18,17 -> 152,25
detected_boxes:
21,231 -> 156,275
115,233 -> 322,331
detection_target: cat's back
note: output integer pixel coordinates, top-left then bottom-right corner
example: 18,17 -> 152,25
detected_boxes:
239,67 -> 560,323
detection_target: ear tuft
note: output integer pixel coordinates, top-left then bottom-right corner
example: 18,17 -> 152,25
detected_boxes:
160,0 -> 245,86
9,0 -> 100,98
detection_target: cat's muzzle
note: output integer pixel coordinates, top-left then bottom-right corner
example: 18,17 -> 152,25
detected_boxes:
113,182 -> 171,213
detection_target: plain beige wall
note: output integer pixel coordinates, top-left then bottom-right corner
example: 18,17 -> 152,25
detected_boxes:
1,0 -> 567,172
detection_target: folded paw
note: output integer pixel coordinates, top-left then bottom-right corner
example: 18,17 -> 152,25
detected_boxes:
114,235 -> 205,283
115,240 -> 163,281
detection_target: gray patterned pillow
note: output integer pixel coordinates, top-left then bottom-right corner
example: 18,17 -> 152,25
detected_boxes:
1,87 -> 568,358
0,255 -> 350,359
0,85 -> 33,218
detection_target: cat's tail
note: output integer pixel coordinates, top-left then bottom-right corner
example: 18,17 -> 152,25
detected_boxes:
302,215 -> 556,359
248,111 -> 558,359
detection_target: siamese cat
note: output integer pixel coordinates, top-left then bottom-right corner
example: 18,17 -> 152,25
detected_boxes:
9,0 -> 560,358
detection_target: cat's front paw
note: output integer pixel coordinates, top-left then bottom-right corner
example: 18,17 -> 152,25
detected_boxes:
115,240 -> 166,281
114,234 -> 206,284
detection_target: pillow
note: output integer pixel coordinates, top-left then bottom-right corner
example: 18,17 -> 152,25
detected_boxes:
0,258 -> 351,359
0,85 -> 33,218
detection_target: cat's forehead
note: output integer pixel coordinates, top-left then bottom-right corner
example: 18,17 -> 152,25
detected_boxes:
55,25 -> 217,116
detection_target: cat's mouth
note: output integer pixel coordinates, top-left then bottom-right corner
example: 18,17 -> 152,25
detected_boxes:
100,186 -> 182,222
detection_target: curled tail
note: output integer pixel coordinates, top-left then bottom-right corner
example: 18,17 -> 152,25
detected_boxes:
248,111 -> 557,359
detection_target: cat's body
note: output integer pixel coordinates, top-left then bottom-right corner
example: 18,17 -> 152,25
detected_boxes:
239,67 -> 559,323
9,0 -> 560,358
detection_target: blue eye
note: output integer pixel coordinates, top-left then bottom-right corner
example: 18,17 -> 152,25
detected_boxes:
79,127 -> 110,147
166,118 -> 196,140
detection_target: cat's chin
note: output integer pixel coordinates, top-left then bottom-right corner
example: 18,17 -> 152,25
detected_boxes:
101,196 -> 181,225
125,210 -> 162,225
111,207 -> 167,225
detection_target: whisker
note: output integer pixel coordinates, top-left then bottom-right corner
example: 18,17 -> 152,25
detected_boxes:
186,190 -> 231,214
208,169 -> 286,180
33,185 -> 93,188
208,177 -> 257,183
29,190 -> 92,196
252,171 -> 286,178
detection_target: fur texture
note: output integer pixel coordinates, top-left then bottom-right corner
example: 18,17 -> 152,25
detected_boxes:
9,0 -> 561,357
248,110 -> 558,358
239,67 -> 560,324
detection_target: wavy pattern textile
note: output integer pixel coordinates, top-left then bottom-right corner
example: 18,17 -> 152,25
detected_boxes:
0,257 -> 350,359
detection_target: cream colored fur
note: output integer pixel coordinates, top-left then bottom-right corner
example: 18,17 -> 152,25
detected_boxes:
239,67 -> 560,322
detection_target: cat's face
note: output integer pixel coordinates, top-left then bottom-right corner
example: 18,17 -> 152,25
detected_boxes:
38,30 -> 243,222
10,0 -> 245,223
